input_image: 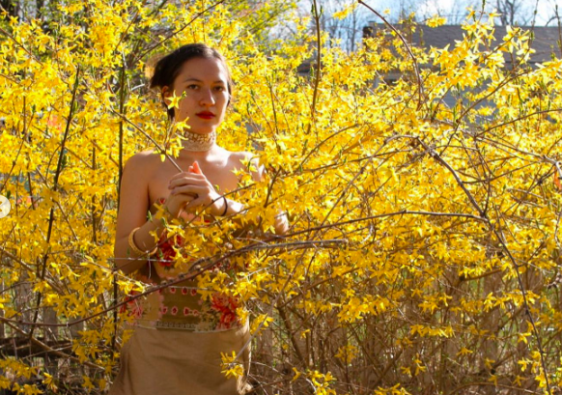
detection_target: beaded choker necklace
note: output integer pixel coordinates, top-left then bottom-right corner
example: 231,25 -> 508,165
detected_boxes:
177,130 -> 216,152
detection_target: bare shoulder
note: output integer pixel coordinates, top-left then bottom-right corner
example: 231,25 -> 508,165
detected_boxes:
228,151 -> 264,182
120,150 -> 161,192
140,147 -> 160,162
126,149 -> 159,172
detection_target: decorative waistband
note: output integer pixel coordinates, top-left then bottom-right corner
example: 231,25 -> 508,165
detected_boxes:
121,285 -> 243,333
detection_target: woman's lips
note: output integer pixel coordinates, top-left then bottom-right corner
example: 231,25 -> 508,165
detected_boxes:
196,112 -> 215,119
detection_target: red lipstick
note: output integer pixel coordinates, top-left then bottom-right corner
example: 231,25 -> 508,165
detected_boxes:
196,111 -> 215,119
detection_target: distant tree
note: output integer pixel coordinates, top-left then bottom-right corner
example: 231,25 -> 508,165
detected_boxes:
351,0 -> 546,27
321,1 -> 371,52
494,0 -> 533,25
292,0 -> 372,52
0,0 -> 18,17
542,0 -> 562,26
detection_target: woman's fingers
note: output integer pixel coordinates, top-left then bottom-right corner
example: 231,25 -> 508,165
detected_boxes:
167,163 -> 217,215
169,172 -> 204,183
168,174 -> 206,189
171,185 -> 207,196
163,192 -> 195,219
168,170 -> 204,181
169,193 -> 196,202
191,161 -> 203,174
183,196 -> 208,212
175,191 -> 198,199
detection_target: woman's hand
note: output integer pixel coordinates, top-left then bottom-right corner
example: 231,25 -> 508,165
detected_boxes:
160,186 -> 195,220
167,161 -> 226,217
274,211 -> 290,235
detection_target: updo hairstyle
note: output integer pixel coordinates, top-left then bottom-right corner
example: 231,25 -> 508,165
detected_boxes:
148,43 -> 233,120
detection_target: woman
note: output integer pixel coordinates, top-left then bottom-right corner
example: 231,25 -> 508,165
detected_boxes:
110,43 -> 288,395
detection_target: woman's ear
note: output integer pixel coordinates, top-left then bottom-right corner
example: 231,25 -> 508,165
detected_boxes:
161,86 -> 171,107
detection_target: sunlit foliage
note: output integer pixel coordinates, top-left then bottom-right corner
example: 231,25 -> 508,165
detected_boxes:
1,1 -> 562,394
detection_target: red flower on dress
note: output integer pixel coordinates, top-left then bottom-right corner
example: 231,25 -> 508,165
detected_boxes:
183,307 -> 190,316
157,232 -> 185,268
220,311 -> 236,328
171,306 -> 178,316
130,303 -> 143,319
211,293 -> 240,330
181,287 -> 188,295
120,290 -> 143,318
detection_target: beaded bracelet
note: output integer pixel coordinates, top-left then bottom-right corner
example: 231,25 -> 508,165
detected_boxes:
128,227 -> 158,256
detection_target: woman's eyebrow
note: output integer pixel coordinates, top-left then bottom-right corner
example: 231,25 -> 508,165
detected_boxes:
182,78 -> 225,84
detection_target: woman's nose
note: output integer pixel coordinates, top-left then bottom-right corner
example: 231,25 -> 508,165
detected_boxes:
198,88 -> 215,106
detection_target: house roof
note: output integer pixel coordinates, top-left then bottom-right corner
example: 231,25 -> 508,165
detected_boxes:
363,23 -> 561,65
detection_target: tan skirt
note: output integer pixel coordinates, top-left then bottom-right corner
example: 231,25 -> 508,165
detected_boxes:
108,322 -> 253,395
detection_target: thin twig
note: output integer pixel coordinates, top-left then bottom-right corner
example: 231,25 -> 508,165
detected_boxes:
358,0 -> 425,110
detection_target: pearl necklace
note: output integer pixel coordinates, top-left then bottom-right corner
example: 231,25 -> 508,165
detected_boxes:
177,130 -> 217,152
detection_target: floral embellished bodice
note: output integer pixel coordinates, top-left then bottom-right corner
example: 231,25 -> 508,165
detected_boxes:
121,206 -> 243,332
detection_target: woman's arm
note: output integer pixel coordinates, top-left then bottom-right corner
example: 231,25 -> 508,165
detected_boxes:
114,153 -> 168,275
250,155 -> 289,235
233,153 -> 289,235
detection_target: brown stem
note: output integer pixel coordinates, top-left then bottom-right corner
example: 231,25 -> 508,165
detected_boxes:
277,303 -> 307,366
2,239 -> 348,328
28,68 -> 81,341
358,0 -> 425,110
135,0 -> 227,61
395,133 -> 552,393
3,318 -> 103,370
308,0 -> 322,135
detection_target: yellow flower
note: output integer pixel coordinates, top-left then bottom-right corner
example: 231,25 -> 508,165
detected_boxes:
427,15 -> 447,27
167,91 -> 182,110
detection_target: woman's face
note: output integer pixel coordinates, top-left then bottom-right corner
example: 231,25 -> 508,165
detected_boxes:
163,56 -> 230,134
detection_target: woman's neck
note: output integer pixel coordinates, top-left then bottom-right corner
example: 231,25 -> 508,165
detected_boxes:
177,144 -> 225,163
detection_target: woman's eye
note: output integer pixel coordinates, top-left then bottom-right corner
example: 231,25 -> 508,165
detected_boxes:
187,84 -> 199,90
214,86 -> 225,92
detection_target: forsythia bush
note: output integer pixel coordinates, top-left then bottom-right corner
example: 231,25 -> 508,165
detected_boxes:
1,1 -> 561,394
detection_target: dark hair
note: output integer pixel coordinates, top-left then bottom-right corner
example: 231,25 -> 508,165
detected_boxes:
148,43 -> 233,120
